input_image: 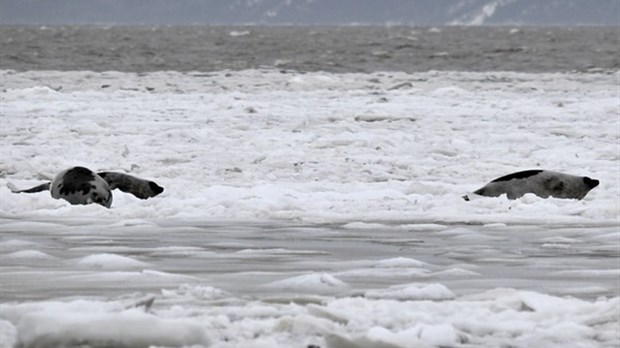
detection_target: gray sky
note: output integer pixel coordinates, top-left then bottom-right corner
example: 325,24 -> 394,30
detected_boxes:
1,0 -> 619,25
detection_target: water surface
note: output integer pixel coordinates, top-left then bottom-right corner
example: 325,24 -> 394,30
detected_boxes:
1,26 -> 618,73
2,219 -> 617,302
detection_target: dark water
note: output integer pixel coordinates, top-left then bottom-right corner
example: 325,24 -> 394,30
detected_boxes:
0,25 -> 618,73
1,218 -> 618,302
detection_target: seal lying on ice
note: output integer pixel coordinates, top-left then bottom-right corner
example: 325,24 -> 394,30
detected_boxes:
10,166 -> 164,208
463,169 -> 599,201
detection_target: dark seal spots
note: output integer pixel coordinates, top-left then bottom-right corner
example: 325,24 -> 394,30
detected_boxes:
464,170 -> 599,201
57,166 -> 97,196
10,166 -> 164,208
50,167 -> 112,207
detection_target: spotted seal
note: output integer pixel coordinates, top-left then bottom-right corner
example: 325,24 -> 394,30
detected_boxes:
463,169 -> 599,201
10,166 -> 164,208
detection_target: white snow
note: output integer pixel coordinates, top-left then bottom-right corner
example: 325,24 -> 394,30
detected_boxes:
1,68 -> 618,347
452,0 -> 515,25
3,249 -> 55,260
1,69 -> 617,225
265,273 -> 349,293
364,282 -> 456,300
2,285 -> 615,348
373,257 -> 427,268
77,253 -> 150,270
15,307 -> 210,348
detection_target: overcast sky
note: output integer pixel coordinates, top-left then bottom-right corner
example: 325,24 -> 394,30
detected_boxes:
1,0 -> 619,26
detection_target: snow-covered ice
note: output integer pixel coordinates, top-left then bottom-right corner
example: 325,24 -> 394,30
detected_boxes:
0,69 -> 618,347
1,69 -> 618,224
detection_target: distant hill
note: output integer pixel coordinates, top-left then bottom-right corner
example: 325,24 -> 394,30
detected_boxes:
1,0 -> 619,25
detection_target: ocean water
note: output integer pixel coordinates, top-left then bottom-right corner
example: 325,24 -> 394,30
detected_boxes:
0,26 -> 619,348
1,25 -> 618,73
2,219 -> 618,302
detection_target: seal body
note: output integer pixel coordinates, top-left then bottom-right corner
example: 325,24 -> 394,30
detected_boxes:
11,166 -> 164,208
50,166 -> 113,207
464,170 -> 599,200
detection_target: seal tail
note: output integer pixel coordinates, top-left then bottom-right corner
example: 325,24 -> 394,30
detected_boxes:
9,182 -> 51,194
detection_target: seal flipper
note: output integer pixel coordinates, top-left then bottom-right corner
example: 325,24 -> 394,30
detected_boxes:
10,182 -> 51,194
98,172 -> 164,200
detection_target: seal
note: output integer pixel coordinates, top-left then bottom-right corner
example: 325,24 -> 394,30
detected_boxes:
463,169 -> 599,201
10,166 -> 164,208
